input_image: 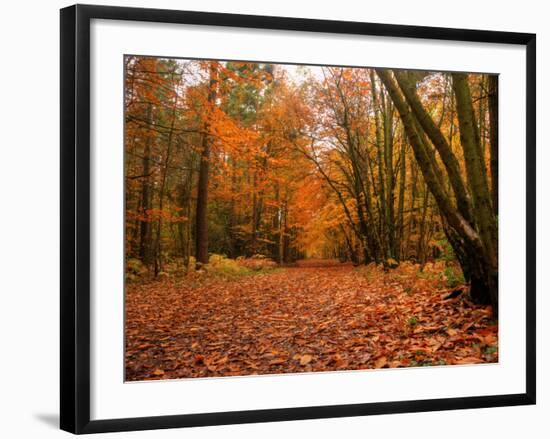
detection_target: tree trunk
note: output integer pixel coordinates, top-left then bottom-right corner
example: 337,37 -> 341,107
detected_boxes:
278,200 -> 286,264
416,184 -> 430,264
488,75 -> 499,215
383,98 -> 396,259
405,160 -> 418,260
153,88 -> 178,277
370,70 -> 388,262
396,135 -> 407,260
139,104 -> 153,266
227,157 -> 238,258
195,63 -> 218,268
452,73 -> 498,312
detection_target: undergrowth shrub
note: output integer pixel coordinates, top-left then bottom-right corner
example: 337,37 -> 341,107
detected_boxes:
202,254 -> 278,279
238,254 -> 278,271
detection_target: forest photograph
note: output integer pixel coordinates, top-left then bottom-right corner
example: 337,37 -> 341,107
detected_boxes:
124,56 -> 499,381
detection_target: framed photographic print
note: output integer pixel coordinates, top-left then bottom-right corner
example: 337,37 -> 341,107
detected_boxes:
60,4 -> 536,434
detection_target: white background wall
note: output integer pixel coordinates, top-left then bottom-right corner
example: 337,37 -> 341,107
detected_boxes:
0,0 -> 546,437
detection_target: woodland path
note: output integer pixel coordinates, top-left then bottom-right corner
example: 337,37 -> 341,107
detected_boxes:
125,260 -> 497,381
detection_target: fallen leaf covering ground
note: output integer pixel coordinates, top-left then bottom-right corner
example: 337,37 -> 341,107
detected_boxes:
125,260 -> 498,381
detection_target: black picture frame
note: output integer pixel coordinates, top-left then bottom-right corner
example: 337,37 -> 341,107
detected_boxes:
60,4 -> 536,434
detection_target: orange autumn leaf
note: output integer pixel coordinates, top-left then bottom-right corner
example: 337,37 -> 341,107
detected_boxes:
374,356 -> 387,369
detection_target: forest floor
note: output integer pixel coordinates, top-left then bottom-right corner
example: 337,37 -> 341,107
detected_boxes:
125,259 -> 498,381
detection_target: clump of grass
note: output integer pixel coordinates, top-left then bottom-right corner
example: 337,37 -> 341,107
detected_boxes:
409,360 -> 434,367
202,254 -> 280,280
416,269 -> 439,281
204,254 -> 251,279
443,265 -> 465,288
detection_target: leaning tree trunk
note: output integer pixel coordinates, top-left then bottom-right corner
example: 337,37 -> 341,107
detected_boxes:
376,69 -> 498,315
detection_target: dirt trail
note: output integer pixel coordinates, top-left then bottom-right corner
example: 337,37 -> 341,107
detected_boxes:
125,260 -> 497,381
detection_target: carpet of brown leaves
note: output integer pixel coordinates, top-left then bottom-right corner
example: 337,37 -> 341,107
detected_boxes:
125,260 -> 497,381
